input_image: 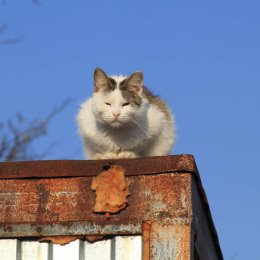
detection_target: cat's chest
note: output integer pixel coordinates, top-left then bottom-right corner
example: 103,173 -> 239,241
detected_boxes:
98,127 -> 147,150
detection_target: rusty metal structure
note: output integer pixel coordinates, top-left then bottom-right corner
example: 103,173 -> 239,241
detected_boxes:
0,154 -> 223,260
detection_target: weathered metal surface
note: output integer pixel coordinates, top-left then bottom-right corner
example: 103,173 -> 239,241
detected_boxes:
0,154 -> 197,179
0,222 -> 142,238
0,154 -> 223,260
142,222 -> 192,260
0,174 -> 192,225
150,224 -> 191,260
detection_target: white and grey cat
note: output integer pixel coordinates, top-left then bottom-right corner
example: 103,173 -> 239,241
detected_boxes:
77,68 -> 175,159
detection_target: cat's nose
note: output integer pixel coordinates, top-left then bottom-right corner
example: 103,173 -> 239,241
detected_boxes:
113,112 -> 121,118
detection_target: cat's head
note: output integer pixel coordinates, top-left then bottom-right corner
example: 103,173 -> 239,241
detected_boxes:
92,67 -> 147,128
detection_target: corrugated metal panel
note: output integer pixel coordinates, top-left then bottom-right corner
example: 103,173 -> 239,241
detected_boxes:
113,236 -> 142,260
52,239 -> 80,260
0,239 -> 18,260
84,239 -> 111,260
0,236 -> 142,260
21,241 -> 49,260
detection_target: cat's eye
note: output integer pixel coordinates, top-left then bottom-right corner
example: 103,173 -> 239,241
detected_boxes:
122,102 -> 130,107
105,102 -> 111,106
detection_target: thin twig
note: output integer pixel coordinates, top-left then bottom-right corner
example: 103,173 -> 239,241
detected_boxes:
0,98 -> 71,162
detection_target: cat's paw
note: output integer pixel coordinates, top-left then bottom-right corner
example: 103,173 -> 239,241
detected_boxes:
117,151 -> 138,159
93,153 -> 119,160
104,153 -> 119,159
93,153 -> 105,160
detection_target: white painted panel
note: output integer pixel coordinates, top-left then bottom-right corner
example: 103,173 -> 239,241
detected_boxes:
84,239 -> 111,260
21,241 -> 48,260
0,236 -> 142,260
0,239 -> 18,260
114,236 -> 142,260
53,239 -> 79,260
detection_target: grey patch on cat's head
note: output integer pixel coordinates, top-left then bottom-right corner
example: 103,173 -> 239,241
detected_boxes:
107,77 -> 117,91
118,71 -> 144,106
94,68 -> 117,93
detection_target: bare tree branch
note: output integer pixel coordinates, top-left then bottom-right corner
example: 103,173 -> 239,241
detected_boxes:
0,24 -> 8,34
1,0 -> 41,5
0,98 -> 71,162
1,0 -> 41,45
32,0 -> 42,6
0,23 -> 24,45
0,36 -> 23,45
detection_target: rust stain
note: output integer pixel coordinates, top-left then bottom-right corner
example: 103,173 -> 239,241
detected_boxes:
39,236 -> 83,245
131,174 -> 192,225
91,165 -> 130,215
3,225 -> 13,232
35,183 -> 60,222
39,235 -> 107,245
142,221 -> 152,260
85,235 -> 106,243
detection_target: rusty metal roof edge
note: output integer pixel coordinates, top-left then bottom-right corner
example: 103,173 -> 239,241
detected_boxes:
0,154 -> 197,179
0,154 -> 223,259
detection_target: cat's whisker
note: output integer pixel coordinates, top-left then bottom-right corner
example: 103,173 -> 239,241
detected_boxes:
128,116 -> 147,134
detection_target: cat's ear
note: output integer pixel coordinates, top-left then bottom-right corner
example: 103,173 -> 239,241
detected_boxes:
127,71 -> 144,95
94,68 -> 109,92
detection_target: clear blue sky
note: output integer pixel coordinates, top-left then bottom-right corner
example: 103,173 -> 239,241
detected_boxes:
1,0 -> 259,259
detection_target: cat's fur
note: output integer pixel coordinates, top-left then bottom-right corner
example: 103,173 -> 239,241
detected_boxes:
77,68 -> 176,159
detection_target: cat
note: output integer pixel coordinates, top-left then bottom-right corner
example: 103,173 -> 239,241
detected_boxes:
77,67 -> 176,159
